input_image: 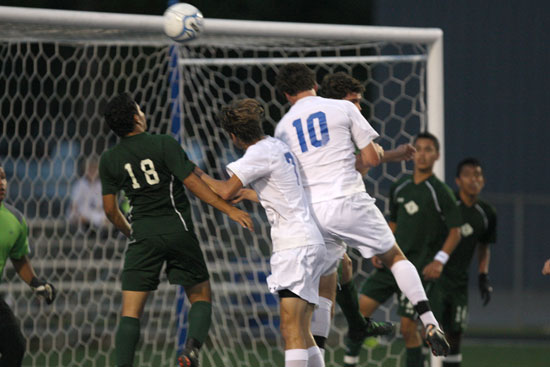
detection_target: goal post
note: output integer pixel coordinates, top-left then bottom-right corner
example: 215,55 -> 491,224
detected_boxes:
0,6 -> 444,367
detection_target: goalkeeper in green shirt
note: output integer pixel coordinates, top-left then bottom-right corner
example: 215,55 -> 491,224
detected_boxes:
431,158 -> 496,367
99,93 -> 253,367
0,166 -> 56,366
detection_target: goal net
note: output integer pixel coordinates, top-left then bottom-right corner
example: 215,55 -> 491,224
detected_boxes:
0,6 -> 444,367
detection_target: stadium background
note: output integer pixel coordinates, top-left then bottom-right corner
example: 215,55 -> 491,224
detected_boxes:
0,0 -> 548,365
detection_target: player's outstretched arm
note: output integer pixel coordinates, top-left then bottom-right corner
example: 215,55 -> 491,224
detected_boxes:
11,256 -> 56,304
380,143 -> 416,163
103,194 -> 132,238
184,172 -> 253,231
422,227 -> 461,281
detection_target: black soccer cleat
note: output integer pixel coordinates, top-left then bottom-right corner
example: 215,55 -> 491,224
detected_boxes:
343,318 -> 395,366
177,347 -> 199,367
425,324 -> 450,357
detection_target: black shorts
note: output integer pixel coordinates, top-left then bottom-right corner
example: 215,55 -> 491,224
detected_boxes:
121,230 -> 210,291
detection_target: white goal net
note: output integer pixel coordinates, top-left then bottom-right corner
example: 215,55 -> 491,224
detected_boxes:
0,6 -> 444,367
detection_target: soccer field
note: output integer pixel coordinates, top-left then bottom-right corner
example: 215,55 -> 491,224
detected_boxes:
22,341 -> 549,367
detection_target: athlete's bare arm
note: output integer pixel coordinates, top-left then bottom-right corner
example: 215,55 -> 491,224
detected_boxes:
103,194 -> 132,238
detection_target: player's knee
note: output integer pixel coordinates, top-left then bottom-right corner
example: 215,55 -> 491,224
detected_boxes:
400,321 -> 419,342
359,294 -> 378,317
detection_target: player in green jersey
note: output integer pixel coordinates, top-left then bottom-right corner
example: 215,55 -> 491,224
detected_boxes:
319,72 -> 417,358
100,93 -> 253,367
431,158 -> 496,367
0,166 -> 56,366
356,132 -> 462,367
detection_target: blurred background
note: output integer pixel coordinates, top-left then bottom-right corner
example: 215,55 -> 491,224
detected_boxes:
0,0 -> 548,365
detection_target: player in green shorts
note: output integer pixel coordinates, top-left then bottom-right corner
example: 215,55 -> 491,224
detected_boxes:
0,166 -> 56,366
356,132 -> 462,367
100,93 -> 253,367
431,158 -> 496,367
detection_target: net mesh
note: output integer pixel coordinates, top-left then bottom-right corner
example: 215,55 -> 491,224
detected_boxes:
0,18 -> 428,367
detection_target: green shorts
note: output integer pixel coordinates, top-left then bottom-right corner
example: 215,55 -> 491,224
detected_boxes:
430,280 -> 468,333
360,267 -> 435,320
121,230 -> 209,292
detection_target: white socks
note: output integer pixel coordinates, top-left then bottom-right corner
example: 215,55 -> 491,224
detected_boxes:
310,297 -> 332,338
307,346 -> 325,367
390,260 -> 438,327
285,349 -> 308,367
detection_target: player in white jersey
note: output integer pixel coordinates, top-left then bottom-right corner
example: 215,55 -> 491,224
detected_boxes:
195,98 -> 327,367
274,63 -> 450,360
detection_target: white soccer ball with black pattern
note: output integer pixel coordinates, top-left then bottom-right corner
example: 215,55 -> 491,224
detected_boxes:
163,3 -> 204,42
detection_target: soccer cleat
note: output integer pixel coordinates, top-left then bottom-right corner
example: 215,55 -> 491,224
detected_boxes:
343,318 -> 395,366
177,347 -> 199,367
425,324 -> 450,356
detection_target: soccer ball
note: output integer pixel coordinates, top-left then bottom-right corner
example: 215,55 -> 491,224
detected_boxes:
163,3 -> 204,42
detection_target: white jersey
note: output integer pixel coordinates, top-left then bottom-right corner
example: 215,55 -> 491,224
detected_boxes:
275,96 -> 379,204
226,136 -> 324,253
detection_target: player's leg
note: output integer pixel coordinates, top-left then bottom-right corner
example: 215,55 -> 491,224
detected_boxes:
165,231 -> 212,367
311,270 -> 337,358
377,245 -> 449,356
400,316 -> 424,367
303,303 -> 325,367
0,296 -> 25,367
343,269 -> 395,367
336,253 -> 371,338
117,236 -> 164,367
280,293 -> 310,367
117,290 -> 149,367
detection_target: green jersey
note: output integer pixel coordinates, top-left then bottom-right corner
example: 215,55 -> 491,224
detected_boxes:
441,195 -> 496,288
389,174 -> 462,270
0,202 -> 30,281
99,132 -> 196,238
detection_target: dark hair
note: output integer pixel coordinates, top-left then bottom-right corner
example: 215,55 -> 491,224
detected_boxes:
456,157 -> 482,178
275,63 -> 316,96
104,93 -> 138,137
414,131 -> 440,152
219,99 -> 265,144
319,72 -> 365,99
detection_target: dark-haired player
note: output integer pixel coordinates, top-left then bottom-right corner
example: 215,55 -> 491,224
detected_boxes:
431,158 -> 496,367
99,93 -> 253,367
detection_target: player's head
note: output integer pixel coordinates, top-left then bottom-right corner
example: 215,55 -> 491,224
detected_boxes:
220,98 -> 265,148
413,132 -> 440,172
320,72 -> 365,110
275,63 -> 317,100
0,166 -> 7,204
104,93 -> 146,137
455,157 -> 485,196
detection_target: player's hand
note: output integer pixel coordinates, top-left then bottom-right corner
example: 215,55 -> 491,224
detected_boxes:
422,260 -> 443,281
395,143 -> 416,161
228,207 -> 254,231
231,188 -> 258,204
371,256 -> 384,269
30,277 -> 56,305
478,273 -> 493,306
542,259 -> 550,275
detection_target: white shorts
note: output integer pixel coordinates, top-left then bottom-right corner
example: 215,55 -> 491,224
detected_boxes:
266,244 -> 326,305
311,192 -> 395,273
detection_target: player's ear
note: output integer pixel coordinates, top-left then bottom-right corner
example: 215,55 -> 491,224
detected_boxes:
313,83 -> 319,92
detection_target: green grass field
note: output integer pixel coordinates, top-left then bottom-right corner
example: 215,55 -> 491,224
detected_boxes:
22,341 -> 549,367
